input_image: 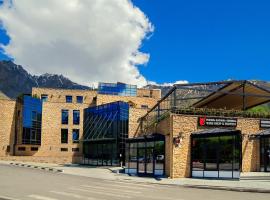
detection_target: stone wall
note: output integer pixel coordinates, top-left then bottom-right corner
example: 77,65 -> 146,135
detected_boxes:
96,94 -> 158,109
169,115 -> 262,178
0,99 -> 16,156
137,88 -> 161,99
32,87 -> 97,105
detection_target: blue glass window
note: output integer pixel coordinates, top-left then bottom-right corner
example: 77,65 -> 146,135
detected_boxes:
66,95 -> 73,103
73,110 -> 80,125
61,110 -> 69,124
41,94 -> 48,102
72,129 -> 79,143
76,96 -> 83,103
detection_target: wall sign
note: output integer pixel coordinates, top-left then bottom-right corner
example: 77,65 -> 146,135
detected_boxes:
260,119 -> 270,128
198,117 -> 237,127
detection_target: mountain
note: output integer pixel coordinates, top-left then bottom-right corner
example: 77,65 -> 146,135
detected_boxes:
0,60 -> 90,99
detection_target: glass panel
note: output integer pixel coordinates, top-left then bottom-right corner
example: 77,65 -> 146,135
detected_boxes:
129,147 -> 137,169
146,148 -> 154,174
204,136 -> 218,170
73,110 -> 80,125
219,135 -> 233,171
138,148 -> 145,173
61,110 -> 69,124
192,138 -> 204,171
66,95 -> 73,103
154,141 -> 165,171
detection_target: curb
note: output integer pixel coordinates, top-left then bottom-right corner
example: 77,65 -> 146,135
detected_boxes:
9,162 -> 63,173
180,184 -> 270,193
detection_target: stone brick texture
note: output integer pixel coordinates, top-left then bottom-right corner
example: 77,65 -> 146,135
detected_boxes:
153,114 -> 262,178
0,99 -> 16,156
0,87 -> 160,164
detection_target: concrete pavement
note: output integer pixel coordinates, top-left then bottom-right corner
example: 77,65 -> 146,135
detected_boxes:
1,160 -> 270,193
0,163 -> 270,200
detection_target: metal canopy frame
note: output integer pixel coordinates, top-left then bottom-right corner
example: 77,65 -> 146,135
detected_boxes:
141,80 -> 270,132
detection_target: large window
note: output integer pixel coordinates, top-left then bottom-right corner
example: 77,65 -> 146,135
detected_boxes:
61,129 -> 68,144
260,136 -> 270,172
61,109 -> 69,124
72,129 -> 79,143
22,95 -> 42,145
125,135 -> 165,176
191,132 -> 241,179
73,110 -> 80,125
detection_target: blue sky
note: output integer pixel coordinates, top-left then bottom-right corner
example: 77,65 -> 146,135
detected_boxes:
1,0 -> 270,84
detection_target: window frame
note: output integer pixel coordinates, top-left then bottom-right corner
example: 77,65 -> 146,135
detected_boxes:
61,129 -> 68,144
61,109 -> 69,124
66,95 -> 73,103
76,96 -> 83,104
73,110 -> 80,125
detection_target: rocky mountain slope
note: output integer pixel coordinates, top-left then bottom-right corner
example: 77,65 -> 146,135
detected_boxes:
0,60 -> 90,99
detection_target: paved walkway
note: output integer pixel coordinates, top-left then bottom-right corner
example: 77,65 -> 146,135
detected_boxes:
1,160 -> 270,193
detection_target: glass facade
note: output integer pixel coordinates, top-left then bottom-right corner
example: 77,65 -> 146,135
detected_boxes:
22,95 -> 42,145
125,134 -> 165,176
98,82 -> 137,96
83,101 -> 129,166
260,136 -> 270,172
191,132 -> 241,179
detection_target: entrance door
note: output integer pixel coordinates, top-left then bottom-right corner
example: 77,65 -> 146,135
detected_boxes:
261,137 -> 270,172
137,147 -> 154,175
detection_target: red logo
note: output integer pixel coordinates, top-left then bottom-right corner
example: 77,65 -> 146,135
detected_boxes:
199,117 -> 206,126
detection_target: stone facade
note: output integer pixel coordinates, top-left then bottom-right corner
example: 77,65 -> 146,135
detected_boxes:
0,87 -> 160,164
0,99 -> 16,156
153,114 -> 263,178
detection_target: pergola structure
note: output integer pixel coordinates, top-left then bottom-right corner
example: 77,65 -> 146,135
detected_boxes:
141,80 -> 270,130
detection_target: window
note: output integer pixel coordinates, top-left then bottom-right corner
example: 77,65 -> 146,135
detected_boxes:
66,95 -> 73,103
18,147 -> 26,151
72,148 -> 79,152
41,94 -> 48,102
72,129 -> 79,143
61,110 -> 69,124
141,105 -> 149,109
31,147 -> 39,151
73,110 -> 80,125
61,129 -> 68,144
61,148 -> 68,152
76,96 -> 83,103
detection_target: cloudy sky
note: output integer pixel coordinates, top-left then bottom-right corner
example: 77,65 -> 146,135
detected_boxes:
1,0 -> 270,86
0,0 -> 155,87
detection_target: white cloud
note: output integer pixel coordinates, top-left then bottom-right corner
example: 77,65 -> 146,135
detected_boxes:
147,80 -> 189,87
0,0 -> 153,87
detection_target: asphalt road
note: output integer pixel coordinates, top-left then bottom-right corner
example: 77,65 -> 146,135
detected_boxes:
0,164 -> 269,200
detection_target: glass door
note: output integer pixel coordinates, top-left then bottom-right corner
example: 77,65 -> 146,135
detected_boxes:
137,147 -> 154,175
261,137 -> 270,172
138,148 -> 145,174
146,148 -> 154,174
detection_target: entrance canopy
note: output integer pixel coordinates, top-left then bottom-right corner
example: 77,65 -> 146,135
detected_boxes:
253,129 -> 270,138
193,81 -> 270,110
